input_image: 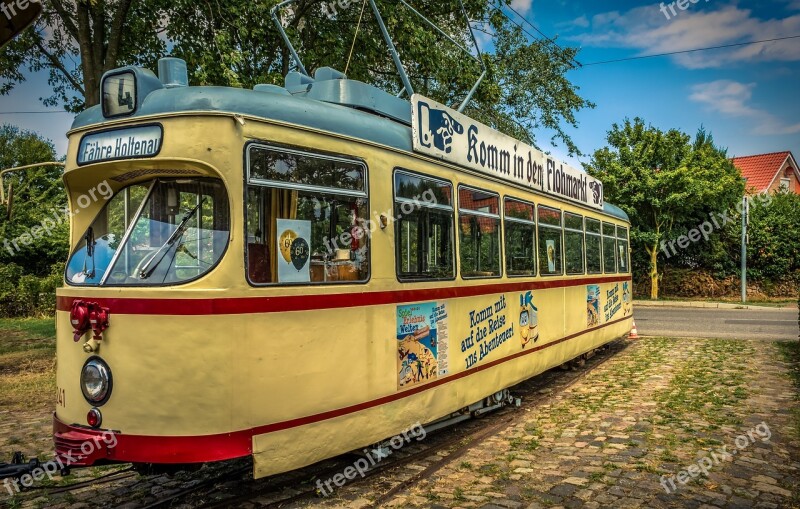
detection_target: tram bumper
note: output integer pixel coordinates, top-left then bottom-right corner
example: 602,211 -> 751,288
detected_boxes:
53,414 -> 253,466
53,415 -> 115,466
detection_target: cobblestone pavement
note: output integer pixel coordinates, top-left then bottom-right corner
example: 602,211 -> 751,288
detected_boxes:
309,338 -> 800,509
366,338 -> 800,509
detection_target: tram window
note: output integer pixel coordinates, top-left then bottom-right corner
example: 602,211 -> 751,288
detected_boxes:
602,222 -> 617,273
585,218 -> 602,274
394,171 -> 454,280
538,206 -> 563,276
246,146 -> 369,285
66,178 -> 230,286
617,226 -> 630,273
249,146 -> 365,192
66,183 -> 150,285
504,198 -> 536,277
458,187 -> 501,279
564,212 -> 584,275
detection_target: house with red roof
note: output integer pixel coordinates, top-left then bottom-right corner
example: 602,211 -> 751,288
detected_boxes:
730,151 -> 800,195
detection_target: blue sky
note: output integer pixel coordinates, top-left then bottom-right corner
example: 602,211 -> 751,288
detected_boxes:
518,0 -> 800,167
1,0 -> 799,170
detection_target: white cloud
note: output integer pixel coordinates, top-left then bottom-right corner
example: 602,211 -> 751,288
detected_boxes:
690,80 -> 800,135
510,0 -> 532,15
472,25 -> 493,52
556,15 -> 589,30
570,4 -> 800,69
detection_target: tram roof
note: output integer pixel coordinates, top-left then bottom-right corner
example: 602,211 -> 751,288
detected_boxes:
71,72 -> 629,222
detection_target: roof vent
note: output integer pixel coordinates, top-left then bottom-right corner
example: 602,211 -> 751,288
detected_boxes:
254,84 -> 291,96
314,67 -> 347,82
158,57 -> 188,88
285,71 -> 315,88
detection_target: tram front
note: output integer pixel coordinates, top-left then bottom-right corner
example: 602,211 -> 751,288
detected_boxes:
53,60 -> 247,467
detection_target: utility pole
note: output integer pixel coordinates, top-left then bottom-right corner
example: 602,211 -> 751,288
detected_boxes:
741,195 -> 749,303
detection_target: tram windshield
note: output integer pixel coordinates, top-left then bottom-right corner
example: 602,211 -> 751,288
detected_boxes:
66,178 -> 230,286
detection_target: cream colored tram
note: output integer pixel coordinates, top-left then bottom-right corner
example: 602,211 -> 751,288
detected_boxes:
53,59 -> 632,478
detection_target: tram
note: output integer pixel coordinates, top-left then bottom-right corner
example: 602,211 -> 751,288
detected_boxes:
53,5 -> 633,479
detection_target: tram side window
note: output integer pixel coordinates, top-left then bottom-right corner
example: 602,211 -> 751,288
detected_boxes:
246,145 -> 369,285
504,198 -> 536,277
617,226 -> 630,273
458,186 -> 501,278
538,206 -> 563,276
394,170 -> 455,280
564,212 -> 584,275
602,222 -> 617,273
585,218 -> 602,274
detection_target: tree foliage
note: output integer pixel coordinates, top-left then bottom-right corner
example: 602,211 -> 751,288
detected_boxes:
0,124 -> 68,275
747,191 -> 800,282
585,118 -> 744,299
1,0 -> 592,154
0,0 -> 167,110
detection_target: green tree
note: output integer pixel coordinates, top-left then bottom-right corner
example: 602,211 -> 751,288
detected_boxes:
1,0 -> 592,154
0,124 -> 68,275
747,191 -> 800,282
585,119 -> 743,299
1,0 -> 167,110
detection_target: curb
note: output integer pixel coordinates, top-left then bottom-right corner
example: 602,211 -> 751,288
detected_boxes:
633,300 -> 794,311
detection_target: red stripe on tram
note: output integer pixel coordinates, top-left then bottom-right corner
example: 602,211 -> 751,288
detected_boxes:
54,314 -> 632,464
56,275 -> 631,315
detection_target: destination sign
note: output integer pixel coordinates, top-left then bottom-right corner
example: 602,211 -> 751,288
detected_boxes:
78,125 -> 162,165
411,95 -> 603,210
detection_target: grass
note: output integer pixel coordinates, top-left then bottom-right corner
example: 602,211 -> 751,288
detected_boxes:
636,297 -> 797,307
524,438 -> 540,451
587,471 -> 605,482
0,318 -> 55,354
652,339 -> 752,432
776,341 -> 800,440
478,463 -> 500,475
0,318 -> 57,413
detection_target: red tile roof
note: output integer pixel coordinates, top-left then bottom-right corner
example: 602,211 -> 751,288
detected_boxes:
730,151 -> 791,192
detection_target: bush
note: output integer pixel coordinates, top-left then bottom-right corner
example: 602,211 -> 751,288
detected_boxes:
747,192 -> 800,281
634,267 -> 799,300
0,263 -> 63,317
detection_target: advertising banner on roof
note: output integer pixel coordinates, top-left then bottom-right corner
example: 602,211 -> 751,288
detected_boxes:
411,94 -> 604,210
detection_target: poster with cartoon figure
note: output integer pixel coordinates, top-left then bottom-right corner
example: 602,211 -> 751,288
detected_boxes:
587,285 -> 601,327
622,281 -> 632,316
397,303 -> 449,389
546,240 -> 556,273
519,291 -> 539,348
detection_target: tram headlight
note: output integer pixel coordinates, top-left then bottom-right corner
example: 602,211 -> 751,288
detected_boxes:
80,358 -> 112,405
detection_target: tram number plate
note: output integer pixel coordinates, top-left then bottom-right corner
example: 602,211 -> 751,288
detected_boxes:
56,387 -> 66,407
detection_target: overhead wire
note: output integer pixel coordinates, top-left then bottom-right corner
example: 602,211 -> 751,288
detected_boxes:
494,4 -> 581,68
582,34 -> 800,66
0,111 -> 73,114
503,2 -> 581,67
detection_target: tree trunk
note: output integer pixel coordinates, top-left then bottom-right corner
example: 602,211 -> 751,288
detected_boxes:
646,243 -> 659,300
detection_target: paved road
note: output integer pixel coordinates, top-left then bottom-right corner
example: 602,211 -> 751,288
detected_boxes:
634,306 -> 799,340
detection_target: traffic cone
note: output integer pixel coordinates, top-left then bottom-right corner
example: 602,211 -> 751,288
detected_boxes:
628,320 -> 640,340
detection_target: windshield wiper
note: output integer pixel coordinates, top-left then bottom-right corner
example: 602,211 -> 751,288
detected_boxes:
139,198 -> 206,280
81,227 -> 96,278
